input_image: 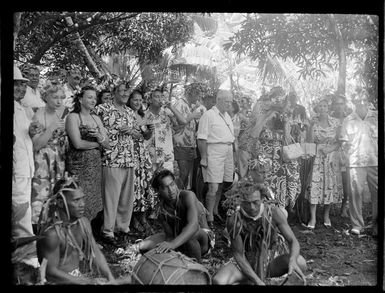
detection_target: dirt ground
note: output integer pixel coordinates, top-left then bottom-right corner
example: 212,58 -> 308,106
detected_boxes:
100,201 -> 378,286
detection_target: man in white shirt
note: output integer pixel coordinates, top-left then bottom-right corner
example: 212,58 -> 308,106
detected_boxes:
197,89 -> 235,228
20,64 -> 45,120
13,65 -> 41,269
339,94 -> 378,236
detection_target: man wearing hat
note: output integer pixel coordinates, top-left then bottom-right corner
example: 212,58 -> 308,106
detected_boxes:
12,64 -> 41,269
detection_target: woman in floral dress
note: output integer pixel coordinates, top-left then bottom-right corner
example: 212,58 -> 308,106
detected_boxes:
127,90 -> 156,234
306,98 -> 342,229
65,86 -> 110,222
238,87 -> 301,210
31,84 -> 68,225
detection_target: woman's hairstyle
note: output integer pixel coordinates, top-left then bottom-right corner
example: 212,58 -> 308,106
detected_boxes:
97,89 -> 111,106
128,89 -> 145,117
151,169 -> 175,190
41,83 -> 65,103
72,85 -> 97,113
231,100 -> 240,114
313,98 -> 330,114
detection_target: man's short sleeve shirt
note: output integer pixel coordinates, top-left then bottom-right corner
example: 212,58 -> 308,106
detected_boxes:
95,103 -> 135,168
340,110 -> 377,167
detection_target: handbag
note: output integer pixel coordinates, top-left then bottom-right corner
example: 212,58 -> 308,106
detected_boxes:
282,136 -> 304,162
300,142 -> 316,157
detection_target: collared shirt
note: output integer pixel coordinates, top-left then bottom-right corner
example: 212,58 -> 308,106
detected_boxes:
339,110 -> 378,167
95,103 -> 135,168
172,98 -> 196,148
144,107 -> 176,165
21,86 -> 45,109
197,106 -> 235,144
13,101 -> 35,177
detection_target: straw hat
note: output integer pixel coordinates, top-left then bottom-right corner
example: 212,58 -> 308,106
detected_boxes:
14,65 -> 29,82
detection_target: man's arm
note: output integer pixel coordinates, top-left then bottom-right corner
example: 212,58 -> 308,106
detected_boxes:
156,192 -> 199,253
197,139 -> 208,167
165,102 -> 187,125
82,220 -> 115,283
272,207 -> 306,282
39,229 -> 91,284
227,215 -> 265,285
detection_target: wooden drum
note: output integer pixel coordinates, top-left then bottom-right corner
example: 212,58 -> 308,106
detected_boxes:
132,248 -> 211,285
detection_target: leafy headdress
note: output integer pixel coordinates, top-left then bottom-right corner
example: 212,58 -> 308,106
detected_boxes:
37,172 -> 97,273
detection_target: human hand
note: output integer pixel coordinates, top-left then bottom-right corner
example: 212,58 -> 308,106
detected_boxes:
155,241 -> 174,253
50,119 -> 65,132
146,123 -> 155,132
29,121 -> 43,137
130,129 -> 142,139
288,258 -> 307,285
120,125 -> 130,134
200,157 -> 208,168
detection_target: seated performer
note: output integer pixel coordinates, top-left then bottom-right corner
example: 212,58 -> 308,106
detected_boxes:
213,168 -> 307,285
36,174 -> 119,284
132,169 -> 215,263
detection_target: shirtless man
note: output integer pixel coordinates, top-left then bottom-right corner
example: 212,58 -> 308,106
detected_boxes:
213,180 -> 307,285
134,169 -> 215,263
36,177 -> 117,284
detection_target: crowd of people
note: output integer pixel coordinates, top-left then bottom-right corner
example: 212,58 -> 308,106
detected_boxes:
12,61 -> 378,285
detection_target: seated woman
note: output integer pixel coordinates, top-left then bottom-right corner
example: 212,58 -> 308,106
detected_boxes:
36,175 -> 119,284
131,169 -> 215,263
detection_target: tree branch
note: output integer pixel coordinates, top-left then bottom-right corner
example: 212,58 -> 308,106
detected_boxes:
28,13 -> 140,64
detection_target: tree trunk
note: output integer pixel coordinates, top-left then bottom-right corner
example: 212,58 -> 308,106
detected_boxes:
329,14 -> 346,95
14,12 -> 22,51
64,16 -> 102,78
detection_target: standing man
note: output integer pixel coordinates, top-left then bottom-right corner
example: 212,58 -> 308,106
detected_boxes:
197,89 -> 235,229
12,64 -> 41,268
95,82 -> 141,246
144,88 -> 186,172
172,87 -> 203,189
20,63 -> 45,120
63,67 -> 82,110
339,93 -> 378,236
331,94 -> 352,218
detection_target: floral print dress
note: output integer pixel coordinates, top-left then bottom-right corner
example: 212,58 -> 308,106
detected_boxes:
144,108 -> 176,172
31,115 -> 68,224
132,114 -> 157,212
308,115 -> 342,205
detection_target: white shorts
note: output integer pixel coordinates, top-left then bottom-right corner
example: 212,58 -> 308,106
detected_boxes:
202,143 -> 234,183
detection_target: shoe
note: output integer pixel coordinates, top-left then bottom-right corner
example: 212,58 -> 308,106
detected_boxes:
350,228 -> 361,235
323,222 -> 332,228
301,223 -> 315,230
100,235 -> 119,246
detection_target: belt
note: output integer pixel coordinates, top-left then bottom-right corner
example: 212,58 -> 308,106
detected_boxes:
207,142 -> 233,145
